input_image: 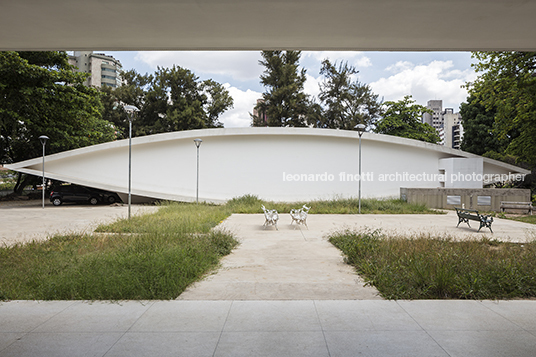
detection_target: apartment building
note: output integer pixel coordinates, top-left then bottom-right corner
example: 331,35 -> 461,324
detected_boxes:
423,100 -> 463,149
68,51 -> 122,88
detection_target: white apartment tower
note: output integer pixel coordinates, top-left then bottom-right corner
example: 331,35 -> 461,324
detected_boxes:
422,100 -> 463,149
68,51 -> 122,88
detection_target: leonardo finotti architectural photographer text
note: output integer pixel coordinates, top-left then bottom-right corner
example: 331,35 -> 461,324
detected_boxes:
282,172 -> 526,183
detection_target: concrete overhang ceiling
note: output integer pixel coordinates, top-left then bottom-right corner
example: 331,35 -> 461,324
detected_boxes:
1,0 -> 535,51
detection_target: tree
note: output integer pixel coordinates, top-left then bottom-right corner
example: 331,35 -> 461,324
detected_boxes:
101,66 -> 233,138
253,50 -> 310,127
467,51 -> 536,167
100,70 -> 152,139
0,51 -> 116,193
459,93 -> 503,156
313,59 -> 382,130
374,96 -> 440,144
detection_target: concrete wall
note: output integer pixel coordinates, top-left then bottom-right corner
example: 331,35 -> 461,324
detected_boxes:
401,187 -> 531,212
6,128 -> 531,203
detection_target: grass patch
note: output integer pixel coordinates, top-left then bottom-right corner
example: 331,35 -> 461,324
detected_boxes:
227,194 -> 438,214
0,203 -> 237,300
329,229 -> 536,300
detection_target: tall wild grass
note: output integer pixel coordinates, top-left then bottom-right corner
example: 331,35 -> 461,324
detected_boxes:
329,229 -> 536,300
227,194 -> 437,214
0,203 -> 237,300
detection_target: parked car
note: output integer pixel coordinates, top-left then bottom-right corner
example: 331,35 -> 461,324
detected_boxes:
49,184 -> 121,206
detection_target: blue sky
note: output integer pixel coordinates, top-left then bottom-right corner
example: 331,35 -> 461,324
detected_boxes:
103,51 -> 478,128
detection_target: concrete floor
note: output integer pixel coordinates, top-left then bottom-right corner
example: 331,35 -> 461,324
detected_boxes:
1,300 -> 536,357
1,203 -> 536,356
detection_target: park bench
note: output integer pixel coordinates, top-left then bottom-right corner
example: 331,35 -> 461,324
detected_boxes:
290,204 -> 311,229
261,205 -> 279,230
500,201 -> 533,215
455,207 -> 493,233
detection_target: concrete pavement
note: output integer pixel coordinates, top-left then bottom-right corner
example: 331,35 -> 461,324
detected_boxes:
1,299 -> 536,357
179,214 -> 381,300
0,200 -> 159,246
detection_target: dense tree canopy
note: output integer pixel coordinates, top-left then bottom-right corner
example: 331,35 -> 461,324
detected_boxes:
312,59 -> 382,130
459,93 -> 503,156
101,66 -> 233,139
467,51 -> 536,167
0,51 -> 116,192
374,96 -> 440,144
252,51 -> 310,127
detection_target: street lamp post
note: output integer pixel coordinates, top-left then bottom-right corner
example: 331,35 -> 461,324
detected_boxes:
355,124 -> 366,214
124,105 -> 139,220
38,135 -> 49,209
194,139 -> 202,204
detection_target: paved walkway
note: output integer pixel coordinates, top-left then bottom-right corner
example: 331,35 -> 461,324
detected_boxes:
1,299 -> 536,357
179,214 -> 380,300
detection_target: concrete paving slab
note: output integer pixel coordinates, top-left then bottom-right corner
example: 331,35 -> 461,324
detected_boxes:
0,200 -> 159,246
129,301 -> 232,332
32,301 -> 152,333
427,330 -> 536,357
397,300 -> 522,331
480,300 -> 536,331
323,330 -> 450,357
0,300 -> 76,333
215,331 -> 329,357
314,300 -> 422,331
105,332 -> 221,357
1,332 -> 123,357
222,301 -> 321,332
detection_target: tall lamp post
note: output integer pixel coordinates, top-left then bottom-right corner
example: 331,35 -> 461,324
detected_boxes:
38,135 -> 49,209
193,139 -> 202,203
355,124 -> 366,214
124,105 -> 139,220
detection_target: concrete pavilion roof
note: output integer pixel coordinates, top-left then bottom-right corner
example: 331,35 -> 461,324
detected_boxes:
1,0 -> 535,51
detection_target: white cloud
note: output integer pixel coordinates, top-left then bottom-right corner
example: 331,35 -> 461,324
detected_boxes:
135,51 -> 263,81
219,85 -> 262,128
370,60 -> 477,110
304,73 -> 322,99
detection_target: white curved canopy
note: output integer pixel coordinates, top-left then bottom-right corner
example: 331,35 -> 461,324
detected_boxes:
1,0 -> 535,51
6,128 -> 529,203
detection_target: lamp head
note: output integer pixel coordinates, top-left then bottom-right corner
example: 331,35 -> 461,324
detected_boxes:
194,138 -> 203,148
124,105 -> 140,122
355,123 -> 366,137
38,135 -> 49,145
355,124 -> 366,132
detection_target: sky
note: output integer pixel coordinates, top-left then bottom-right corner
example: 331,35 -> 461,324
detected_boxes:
103,51 -> 479,128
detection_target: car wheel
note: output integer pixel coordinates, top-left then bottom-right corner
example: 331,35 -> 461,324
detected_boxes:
52,198 -> 62,206
107,196 -> 116,204
89,197 -> 99,205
